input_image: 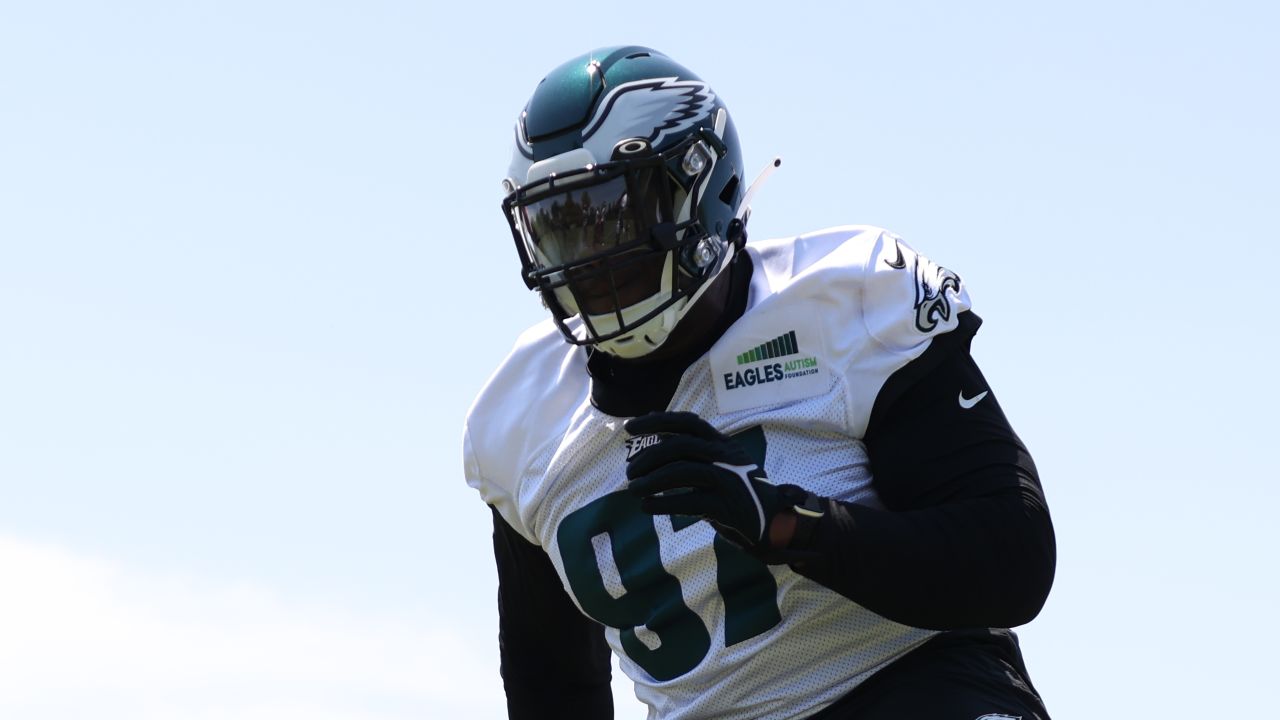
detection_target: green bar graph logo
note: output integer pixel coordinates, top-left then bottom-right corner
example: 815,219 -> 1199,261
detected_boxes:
736,330 -> 800,365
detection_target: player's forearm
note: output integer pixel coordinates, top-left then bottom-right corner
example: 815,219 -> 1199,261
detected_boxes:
492,508 -> 615,719
498,626 -> 615,719
786,476 -> 1055,630
794,309 -> 1058,629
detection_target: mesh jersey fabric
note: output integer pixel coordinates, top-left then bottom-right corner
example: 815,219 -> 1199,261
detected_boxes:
464,225 -> 974,719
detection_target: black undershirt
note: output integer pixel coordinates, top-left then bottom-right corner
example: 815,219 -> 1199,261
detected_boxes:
489,262 -> 1056,718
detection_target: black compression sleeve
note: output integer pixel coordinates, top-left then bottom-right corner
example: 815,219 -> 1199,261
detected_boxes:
790,312 -> 1056,630
491,506 -> 614,720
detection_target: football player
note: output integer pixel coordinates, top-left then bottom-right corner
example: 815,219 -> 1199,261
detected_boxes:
464,46 -> 1055,720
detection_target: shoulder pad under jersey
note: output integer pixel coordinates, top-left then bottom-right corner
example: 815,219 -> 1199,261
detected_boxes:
738,226 -> 972,435
463,319 -> 589,544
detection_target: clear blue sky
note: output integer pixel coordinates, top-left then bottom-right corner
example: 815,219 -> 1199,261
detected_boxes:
2,1 -> 1276,717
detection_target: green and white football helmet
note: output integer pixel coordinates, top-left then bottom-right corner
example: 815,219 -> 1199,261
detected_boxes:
502,46 -> 747,359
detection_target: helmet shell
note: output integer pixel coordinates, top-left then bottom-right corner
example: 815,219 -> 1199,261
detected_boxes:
504,47 -> 745,357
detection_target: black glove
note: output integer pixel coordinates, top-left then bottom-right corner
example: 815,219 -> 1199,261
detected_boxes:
624,411 -> 818,557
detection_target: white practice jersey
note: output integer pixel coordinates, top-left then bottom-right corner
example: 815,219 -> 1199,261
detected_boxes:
463,225 -> 973,720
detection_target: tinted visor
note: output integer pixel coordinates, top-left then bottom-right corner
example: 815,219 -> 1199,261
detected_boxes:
518,164 -> 669,266
512,162 -> 676,315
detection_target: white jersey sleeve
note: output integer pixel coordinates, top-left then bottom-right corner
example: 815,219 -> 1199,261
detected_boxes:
462,319 -> 590,545
847,228 -> 971,433
858,229 -> 970,351
739,226 -> 971,438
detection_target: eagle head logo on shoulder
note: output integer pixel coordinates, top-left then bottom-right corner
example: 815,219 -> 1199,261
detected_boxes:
581,77 -> 715,160
882,235 -> 963,334
914,253 -> 962,333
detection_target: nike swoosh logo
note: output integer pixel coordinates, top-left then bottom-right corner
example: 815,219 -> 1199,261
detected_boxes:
884,240 -> 907,269
958,390 -> 988,409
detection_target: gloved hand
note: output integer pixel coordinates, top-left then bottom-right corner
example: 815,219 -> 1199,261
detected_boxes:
624,411 -> 785,554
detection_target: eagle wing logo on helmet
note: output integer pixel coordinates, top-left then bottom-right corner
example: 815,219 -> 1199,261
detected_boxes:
581,77 -> 715,160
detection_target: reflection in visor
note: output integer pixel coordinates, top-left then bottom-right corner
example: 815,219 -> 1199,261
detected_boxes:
519,168 -> 666,268
520,176 -> 635,267
505,152 -> 707,335
516,168 -> 674,317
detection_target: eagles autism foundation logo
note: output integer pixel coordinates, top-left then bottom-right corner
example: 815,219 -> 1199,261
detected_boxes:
723,330 -> 820,391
